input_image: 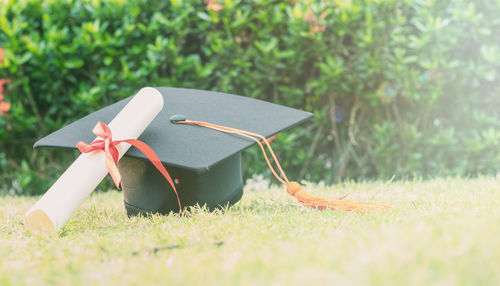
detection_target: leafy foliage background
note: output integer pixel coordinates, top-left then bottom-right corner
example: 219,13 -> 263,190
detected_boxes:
0,0 -> 499,195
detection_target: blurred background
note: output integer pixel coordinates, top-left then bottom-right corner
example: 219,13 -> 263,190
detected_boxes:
0,0 -> 499,195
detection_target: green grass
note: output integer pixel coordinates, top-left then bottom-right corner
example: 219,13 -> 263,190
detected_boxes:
1,177 -> 499,286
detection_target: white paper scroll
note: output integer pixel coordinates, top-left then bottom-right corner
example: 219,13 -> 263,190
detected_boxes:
25,87 -> 164,232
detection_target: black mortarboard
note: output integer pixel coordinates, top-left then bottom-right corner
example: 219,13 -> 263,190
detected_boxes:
34,87 -> 312,215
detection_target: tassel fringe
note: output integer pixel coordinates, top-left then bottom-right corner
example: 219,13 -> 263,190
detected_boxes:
286,181 -> 390,213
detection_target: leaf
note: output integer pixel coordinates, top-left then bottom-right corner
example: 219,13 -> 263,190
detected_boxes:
65,59 -> 84,69
17,52 -> 32,64
197,12 -> 210,21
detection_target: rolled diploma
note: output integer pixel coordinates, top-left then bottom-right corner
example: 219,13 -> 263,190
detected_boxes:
25,87 -> 164,231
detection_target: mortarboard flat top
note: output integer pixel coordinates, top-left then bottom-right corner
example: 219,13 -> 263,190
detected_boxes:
34,87 -> 312,172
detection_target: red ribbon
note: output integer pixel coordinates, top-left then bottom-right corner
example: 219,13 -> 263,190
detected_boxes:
76,121 -> 182,212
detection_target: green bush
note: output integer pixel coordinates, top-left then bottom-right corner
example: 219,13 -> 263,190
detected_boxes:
1,0 -> 499,195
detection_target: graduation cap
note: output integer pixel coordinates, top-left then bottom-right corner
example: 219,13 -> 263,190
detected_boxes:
34,87 -> 313,215
32,86 -> 390,228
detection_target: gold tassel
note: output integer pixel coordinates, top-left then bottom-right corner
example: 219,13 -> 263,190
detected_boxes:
173,118 -> 390,213
286,181 -> 390,213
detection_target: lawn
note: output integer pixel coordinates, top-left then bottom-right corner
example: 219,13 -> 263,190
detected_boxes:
1,177 -> 499,285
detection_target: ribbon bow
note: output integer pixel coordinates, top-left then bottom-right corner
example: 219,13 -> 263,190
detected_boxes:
76,122 -> 182,211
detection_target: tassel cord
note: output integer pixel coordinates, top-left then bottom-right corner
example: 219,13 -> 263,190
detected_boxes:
178,120 -> 289,185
